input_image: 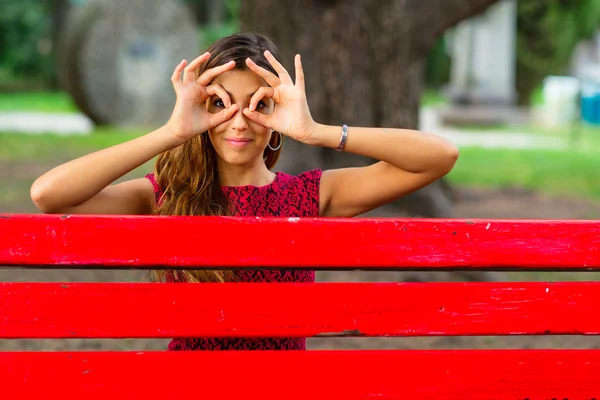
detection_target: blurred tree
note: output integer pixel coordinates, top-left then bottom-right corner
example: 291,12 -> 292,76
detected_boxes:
240,0 -> 502,218
50,0 -> 71,88
0,0 -> 55,87
516,0 -> 600,104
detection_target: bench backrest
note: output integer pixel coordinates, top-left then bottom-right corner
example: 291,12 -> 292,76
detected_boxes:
1,213 -> 600,399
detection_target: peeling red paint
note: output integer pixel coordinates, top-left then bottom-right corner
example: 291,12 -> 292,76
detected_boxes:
1,214 -> 599,398
0,215 -> 599,269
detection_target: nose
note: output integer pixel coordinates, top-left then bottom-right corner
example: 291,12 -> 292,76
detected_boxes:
230,106 -> 249,132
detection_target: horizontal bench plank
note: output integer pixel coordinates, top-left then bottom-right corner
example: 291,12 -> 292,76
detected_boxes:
2,350 -> 600,399
1,214 -> 600,269
2,282 -> 600,338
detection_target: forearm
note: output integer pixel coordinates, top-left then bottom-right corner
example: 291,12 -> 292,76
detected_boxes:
308,123 -> 459,174
31,125 -> 181,212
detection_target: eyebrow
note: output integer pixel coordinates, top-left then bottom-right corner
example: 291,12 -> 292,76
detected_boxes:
217,89 -> 264,101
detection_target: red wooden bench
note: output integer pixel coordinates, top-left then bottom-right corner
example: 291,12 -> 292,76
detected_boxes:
1,213 -> 600,399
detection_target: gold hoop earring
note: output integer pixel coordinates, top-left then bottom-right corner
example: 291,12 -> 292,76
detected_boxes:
268,131 -> 283,151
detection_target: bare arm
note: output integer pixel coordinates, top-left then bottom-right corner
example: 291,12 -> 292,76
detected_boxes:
311,124 -> 459,217
240,52 -> 458,218
30,126 -> 181,214
31,53 -> 239,215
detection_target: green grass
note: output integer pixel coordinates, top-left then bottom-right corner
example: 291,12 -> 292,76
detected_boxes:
0,127 -> 147,160
445,123 -> 600,200
0,91 -> 78,113
447,146 -> 600,199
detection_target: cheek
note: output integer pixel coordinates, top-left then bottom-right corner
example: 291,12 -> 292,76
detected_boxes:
249,122 -> 271,143
207,127 -> 225,151
208,122 -> 227,138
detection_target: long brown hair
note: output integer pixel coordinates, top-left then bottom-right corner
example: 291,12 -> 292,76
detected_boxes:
151,33 -> 284,283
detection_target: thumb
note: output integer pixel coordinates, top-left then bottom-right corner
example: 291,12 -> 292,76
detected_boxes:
243,108 -> 271,128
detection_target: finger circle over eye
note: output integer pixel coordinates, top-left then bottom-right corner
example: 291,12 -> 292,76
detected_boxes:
250,87 -> 275,110
206,84 -> 231,108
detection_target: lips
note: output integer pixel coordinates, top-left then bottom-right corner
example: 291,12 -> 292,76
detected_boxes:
225,138 -> 252,142
224,137 -> 253,147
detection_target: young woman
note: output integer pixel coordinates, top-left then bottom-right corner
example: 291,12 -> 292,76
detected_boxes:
30,32 -> 458,351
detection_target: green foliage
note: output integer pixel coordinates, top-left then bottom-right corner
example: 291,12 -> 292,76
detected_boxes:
199,21 -> 239,49
182,0 -> 239,26
225,0 -> 240,19
516,0 -> 600,104
0,0 -> 55,84
424,37 -> 452,89
0,0 -> 242,89
195,0 -> 240,48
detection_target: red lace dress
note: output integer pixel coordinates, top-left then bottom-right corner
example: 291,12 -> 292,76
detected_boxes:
144,170 -> 322,350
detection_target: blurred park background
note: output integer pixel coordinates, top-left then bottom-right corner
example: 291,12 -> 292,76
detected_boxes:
2,0 -> 600,351
2,0 -> 600,220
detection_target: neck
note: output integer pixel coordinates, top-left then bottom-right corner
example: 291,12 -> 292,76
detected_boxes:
217,159 -> 275,187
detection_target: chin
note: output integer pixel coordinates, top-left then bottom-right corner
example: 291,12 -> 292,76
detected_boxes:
216,150 -> 263,167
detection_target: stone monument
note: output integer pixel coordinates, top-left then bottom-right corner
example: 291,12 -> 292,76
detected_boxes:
59,0 -> 200,127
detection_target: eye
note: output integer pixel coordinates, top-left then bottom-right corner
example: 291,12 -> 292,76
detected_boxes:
213,99 -> 225,108
256,100 -> 266,110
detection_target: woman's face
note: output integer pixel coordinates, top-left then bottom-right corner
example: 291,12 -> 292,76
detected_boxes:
207,68 -> 275,167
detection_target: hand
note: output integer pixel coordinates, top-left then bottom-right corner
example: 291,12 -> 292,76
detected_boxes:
243,51 -> 317,144
166,53 -> 239,143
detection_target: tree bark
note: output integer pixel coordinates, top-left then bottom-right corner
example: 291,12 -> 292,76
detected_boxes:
240,0 -> 502,218
50,0 -> 71,89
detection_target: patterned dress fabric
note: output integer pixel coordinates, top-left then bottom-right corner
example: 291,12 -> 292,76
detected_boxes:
144,169 -> 322,350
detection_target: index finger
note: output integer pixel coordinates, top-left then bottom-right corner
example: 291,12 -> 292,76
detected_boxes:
245,58 -> 280,87
196,60 -> 236,86
264,50 -> 293,85
206,84 -> 232,108
183,52 -> 210,83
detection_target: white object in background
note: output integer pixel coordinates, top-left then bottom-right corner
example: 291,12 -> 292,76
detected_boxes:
541,76 -> 580,128
0,112 -> 93,135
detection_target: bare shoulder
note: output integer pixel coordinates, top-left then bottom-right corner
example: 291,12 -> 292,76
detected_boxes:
319,161 -> 442,218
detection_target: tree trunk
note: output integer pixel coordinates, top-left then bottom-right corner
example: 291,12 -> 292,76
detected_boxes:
240,0 -> 501,218
50,0 -> 71,89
